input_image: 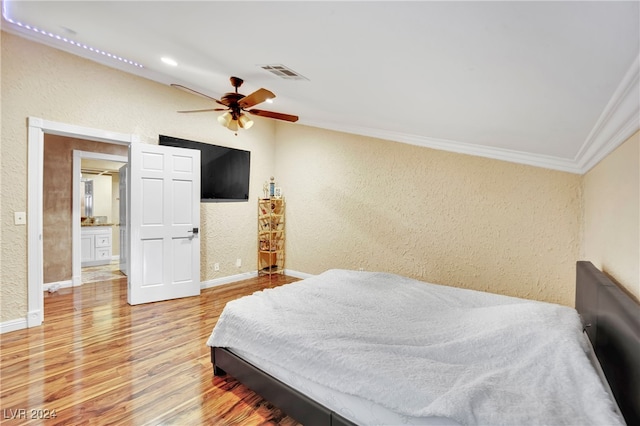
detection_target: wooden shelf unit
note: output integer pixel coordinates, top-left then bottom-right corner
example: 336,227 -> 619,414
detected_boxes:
258,198 -> 285,276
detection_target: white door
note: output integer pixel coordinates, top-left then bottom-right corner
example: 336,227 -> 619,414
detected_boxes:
128,143 -> 201,305
119,164 -> 128,276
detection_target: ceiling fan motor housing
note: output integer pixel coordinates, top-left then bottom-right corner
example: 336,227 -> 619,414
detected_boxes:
229,76 -> 243,89
221,92 -> 244,107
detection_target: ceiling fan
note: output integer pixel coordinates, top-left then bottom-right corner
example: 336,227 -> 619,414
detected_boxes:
172,76 -> 299,133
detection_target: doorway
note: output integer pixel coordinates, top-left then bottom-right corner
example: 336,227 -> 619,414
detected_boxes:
29,117 -> 202,326
28,117 -> 135,327
71,151 -> 127,286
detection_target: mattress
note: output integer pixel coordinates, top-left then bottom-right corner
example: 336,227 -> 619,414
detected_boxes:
230,346 -> 459,425
208,269 -> 624,425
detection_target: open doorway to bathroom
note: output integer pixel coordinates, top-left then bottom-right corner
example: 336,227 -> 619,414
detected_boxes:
42,134 -> 128,292
78,157 -> 127,285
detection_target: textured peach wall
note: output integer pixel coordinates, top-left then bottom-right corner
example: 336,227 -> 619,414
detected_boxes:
43,135 -> 128,283
583,131 -> 640,299
1,32 -> 276,323
275,124 -> 582,306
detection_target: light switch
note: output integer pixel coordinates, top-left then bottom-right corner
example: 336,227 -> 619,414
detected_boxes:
14,211 -> 26,225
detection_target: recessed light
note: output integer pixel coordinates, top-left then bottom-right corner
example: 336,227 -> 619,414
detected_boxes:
161,57 -> 178,67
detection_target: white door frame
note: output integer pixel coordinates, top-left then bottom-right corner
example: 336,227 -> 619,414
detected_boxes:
27,117 -> 138,327
71,150 -> 127,286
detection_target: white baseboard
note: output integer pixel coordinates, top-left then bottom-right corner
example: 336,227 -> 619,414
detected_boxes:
27,310 -> 42,328
43,279 -> 73,292
201,271 -> 259,290
1,317 -> 27,334
283,269 -> 314,279
200,269 -> 314,290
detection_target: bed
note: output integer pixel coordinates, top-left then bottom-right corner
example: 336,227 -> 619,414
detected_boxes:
208,261 -> 639,425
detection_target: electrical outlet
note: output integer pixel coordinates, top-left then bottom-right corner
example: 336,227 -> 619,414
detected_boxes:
236,258 -> 242,268
214,263 -> 220,272
14,211 -> 26,225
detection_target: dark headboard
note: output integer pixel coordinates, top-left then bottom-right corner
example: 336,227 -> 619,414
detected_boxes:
576,261 -> 640,425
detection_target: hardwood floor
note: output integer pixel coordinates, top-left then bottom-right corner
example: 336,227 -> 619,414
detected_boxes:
0,274 -> 301,425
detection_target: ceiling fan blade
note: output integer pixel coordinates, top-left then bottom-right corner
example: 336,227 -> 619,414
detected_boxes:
177,108 -> 226,113
171,84 -> 225,106
248,109 -> 299,122
238,88 -> 276,109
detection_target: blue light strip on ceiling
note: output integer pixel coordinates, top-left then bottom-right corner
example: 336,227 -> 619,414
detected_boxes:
2,1 -> 143,68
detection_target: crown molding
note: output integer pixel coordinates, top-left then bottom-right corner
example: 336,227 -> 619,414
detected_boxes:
302,56 -> 640,176
301,120 -> 583,174
574,55 -> 640,174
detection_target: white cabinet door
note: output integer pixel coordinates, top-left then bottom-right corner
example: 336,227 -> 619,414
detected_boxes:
81,227 -> 112,266
128,143 -> 201,305
81,234 -> 94,263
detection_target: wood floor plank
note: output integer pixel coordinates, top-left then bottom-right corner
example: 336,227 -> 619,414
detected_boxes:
0,274 -> 301,425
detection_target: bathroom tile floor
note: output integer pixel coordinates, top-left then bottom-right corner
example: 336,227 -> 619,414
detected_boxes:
82,260 -> 125,284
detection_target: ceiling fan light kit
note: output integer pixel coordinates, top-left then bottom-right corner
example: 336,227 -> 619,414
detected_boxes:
172,76 -> 298,134
227,119 -> 239,132
217,111 -> 232,127
238,114 -> 254,129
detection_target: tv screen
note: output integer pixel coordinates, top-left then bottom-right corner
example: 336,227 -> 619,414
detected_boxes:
159,135 -> 250,202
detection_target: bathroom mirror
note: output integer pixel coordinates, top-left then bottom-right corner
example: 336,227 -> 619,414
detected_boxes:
80,178 -> 93,218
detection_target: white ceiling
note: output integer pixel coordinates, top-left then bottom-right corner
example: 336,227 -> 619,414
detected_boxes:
81,158 -> 126,175
3,1 -> 639,173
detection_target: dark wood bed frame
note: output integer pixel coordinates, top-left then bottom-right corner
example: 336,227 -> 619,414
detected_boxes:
212,261 -> 640,425
575,261 -> 640,425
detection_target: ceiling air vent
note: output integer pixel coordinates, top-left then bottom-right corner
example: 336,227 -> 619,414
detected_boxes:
259,64 -> 308,81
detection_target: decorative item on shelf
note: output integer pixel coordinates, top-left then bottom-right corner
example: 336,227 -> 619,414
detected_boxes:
274,187 -> 282,199
263,181 -> 269,199
269,176 -> 275,198
257,197 -> 285,277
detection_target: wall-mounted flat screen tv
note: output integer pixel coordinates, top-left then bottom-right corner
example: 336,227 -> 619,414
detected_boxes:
159,135 -> 250,202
